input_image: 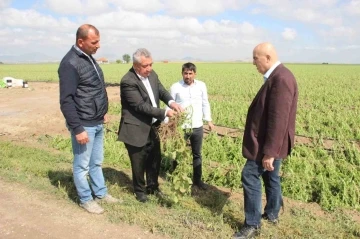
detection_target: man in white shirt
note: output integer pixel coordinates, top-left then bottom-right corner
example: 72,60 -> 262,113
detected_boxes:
169,62 -> 215,190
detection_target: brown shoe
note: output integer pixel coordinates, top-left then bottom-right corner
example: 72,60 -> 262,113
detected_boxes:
95,194 -> 123,204
80,200 -> 104,214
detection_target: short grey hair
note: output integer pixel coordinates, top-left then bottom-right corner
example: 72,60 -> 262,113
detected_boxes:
133,48 -> 152,64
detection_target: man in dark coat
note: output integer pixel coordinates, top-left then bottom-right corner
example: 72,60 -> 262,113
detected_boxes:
234,42 -> 298,239
118,48 -> 182,202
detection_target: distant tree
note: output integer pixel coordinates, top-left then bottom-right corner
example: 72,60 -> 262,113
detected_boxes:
116,59 -> 121,64
0,61 -> 3,64
122,54 -> 131,63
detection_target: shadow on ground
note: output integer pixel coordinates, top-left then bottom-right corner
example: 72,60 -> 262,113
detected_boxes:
48,170 -> 78,203
47,168 -> 134,203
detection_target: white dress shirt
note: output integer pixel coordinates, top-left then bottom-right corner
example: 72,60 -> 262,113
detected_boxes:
168,79 -> 212,129
264,61 -> 281,82
137,74 -> 158,123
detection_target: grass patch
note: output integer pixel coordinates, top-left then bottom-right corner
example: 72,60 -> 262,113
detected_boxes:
0,139 -> 359,238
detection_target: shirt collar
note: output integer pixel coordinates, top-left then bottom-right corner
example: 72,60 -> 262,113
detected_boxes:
181,79 -> 196,86
132,67 -> 146,80
263,61 -> 281,82
73,45 -> 90,58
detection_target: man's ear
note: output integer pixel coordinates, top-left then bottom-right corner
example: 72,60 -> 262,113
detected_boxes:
77,39 -> 83,47
266,54 -> 271,62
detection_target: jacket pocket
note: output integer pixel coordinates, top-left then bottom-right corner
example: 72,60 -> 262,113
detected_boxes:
124,118 -> 140,126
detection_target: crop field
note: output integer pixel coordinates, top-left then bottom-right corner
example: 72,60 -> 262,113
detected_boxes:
1,62 -> 360,238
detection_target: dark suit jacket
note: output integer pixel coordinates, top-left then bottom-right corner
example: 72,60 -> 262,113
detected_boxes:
242,64 -> 298,161
118,68 -> 173,147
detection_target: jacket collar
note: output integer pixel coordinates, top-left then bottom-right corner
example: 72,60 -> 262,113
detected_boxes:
129,67 -> 151,95
264,61 -> 281,81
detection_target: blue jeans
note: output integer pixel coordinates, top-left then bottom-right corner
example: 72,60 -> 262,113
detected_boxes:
70,124 -> 107,204
241,159 -> 283,227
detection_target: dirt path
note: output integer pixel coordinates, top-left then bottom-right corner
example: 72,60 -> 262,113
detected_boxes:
0,178 -> 165,239
0,82 -> 120,140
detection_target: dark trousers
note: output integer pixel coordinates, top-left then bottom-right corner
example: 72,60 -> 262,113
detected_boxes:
241,159 -> 283,227
125,125 -> 161,196
185,126 -> 203,183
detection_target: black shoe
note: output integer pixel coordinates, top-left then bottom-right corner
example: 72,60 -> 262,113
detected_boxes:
192,181 -> 209,191
262,213 -> 279,224
147,187 -> 166,198
233,225 -> 260,239
135,193 -> 148,203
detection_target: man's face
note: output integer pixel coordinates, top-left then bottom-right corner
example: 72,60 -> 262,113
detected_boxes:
253,51 -> 269,75
78,29 -> 100,55
134,56 -> 153,78
182,69 -> 196,85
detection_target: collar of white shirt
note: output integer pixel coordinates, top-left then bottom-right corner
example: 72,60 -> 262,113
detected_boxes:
180,79 -> 197,86
263,61 -> 281,82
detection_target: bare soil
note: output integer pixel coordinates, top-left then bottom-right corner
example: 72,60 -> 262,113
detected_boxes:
0,82 -> 359,238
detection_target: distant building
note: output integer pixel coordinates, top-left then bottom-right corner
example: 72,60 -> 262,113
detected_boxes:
96,57 -> 109,64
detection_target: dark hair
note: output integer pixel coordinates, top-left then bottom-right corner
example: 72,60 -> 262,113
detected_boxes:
76,24 -> 99,40
182,62 -> 196,73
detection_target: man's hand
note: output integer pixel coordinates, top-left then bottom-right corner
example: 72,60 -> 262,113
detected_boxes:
262,154 -> 275,171
169,102 -> 184,113
76,131 -> 89,145
104,113 -> 109,124
208,121 -> 215,131
166,109 -> 176,117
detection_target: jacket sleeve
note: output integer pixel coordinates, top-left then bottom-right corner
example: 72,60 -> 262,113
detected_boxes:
121,77 -> 166,120
59,62 -> 84,135
263,76 -> 295,157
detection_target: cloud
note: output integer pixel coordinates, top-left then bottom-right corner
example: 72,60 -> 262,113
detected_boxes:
164,0 -> 246,16
251,0 -> 344,27
343,44 -> 360,49
108,0 -> 164,13
325,26 -> 356,38
345,0 -> 360,15
44,0 -> 111,15
0,8 -> 76,30
86,10 -> 263,43
0,0 -> 359,63
282,28 -> 297,40
44,0 -> 248,17
0,0 -> 11,9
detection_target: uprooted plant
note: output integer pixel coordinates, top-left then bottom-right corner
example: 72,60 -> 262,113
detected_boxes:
158,107 -> 194,204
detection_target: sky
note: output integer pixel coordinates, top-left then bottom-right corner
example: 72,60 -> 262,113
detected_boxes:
0,0 -> 359,63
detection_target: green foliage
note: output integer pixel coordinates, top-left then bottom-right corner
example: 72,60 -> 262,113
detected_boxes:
282,142 -> 360,211
122,54 -> 131,63
1,139 -> 359,238
1,62 -> 359,211
2,63 -> 359,140
161,112 -> 194,204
